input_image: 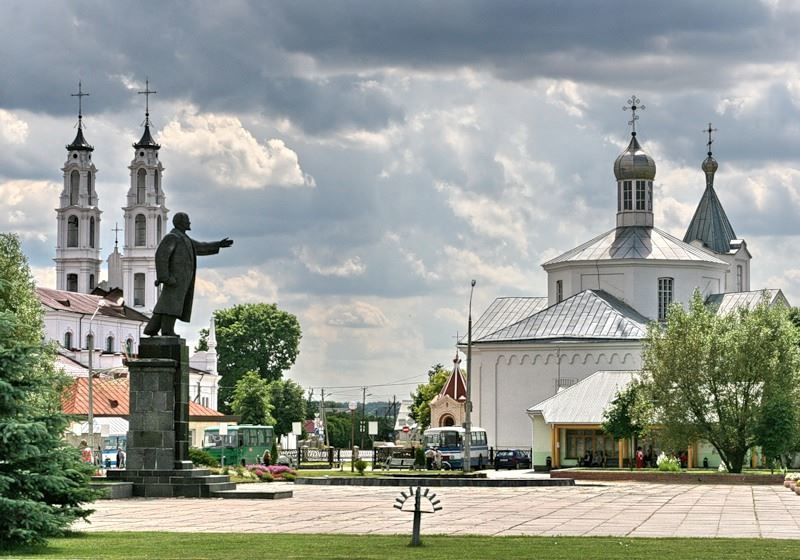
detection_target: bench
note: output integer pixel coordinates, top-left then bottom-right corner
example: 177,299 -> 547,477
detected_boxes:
383,457 -> 416,470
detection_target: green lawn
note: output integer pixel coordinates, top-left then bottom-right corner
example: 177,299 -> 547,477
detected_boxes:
2,533 -> 798,559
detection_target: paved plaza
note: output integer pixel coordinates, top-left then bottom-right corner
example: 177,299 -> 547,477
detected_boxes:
74,481 -> 800,539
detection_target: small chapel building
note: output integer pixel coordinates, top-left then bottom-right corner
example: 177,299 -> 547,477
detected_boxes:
466,114 -> 788,469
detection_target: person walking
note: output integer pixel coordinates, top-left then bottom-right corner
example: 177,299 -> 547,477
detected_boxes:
80,440 -> 93,464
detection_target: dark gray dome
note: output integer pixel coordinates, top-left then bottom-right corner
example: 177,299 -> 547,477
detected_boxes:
614,133 -> 656,181
701,153 -> 718,174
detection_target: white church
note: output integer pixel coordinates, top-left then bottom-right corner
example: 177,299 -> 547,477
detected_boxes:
40,82 -> 221,418
467,108 -> 788,469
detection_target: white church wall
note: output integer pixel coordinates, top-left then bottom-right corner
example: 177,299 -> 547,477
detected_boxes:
473,342 -> 642,448
44,309 -> 141,355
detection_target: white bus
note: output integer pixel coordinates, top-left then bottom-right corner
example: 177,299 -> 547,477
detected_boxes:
422,426 -> 489,470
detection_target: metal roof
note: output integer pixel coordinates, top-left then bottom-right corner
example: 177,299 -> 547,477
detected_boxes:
705,289 -> 789,315
543,226 -> 727,266
134,123 -> 160,149
476,290 -> 649,343
37,287 -> 150,323
62,377 -> 223,418
613,133 -> 655,181
528,370 -> 638,424
66,125 -> 94,152
438,353 -> 467,401
683,170 -> 737,255
471,297 -> 548,341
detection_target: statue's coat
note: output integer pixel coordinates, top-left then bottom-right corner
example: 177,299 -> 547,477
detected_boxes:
153,228 -> 222,322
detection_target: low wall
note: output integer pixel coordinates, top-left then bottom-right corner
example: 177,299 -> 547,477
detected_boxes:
297,477 -> 574,487
550,468 -> 783,485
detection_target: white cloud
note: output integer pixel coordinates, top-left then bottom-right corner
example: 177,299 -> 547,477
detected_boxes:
194,268 -> 279,307
0,110 -> 29,144
0,180 -> 59,241
325,301 -> 388,328
441,245 -> 528,289
295,246 -> 366,277
544,80 -> 588,117
159,106 -> 315,189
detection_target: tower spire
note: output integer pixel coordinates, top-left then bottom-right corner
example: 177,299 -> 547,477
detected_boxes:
67,81 -> 93,151
134,78 -> 160,149
71,81 -> 90,129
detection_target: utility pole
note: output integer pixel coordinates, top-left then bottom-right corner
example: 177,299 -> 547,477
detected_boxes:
463,279 -> 476,473
360,386 -> 367,449
320,388 -> 329,447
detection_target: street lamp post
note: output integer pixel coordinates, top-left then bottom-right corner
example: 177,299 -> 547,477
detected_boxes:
463,279 -> 476,473
87,300 -> 105,452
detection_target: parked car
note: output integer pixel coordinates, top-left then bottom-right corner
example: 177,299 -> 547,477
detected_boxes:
494,449 -> 531,470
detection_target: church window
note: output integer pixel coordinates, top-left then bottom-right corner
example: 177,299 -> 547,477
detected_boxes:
69,170 -> 79,205
647,181 -> 653,211
67,216 -> 79,247
133,273 -> 145,307
87,172 -> 93,205
135,214 -> 146,246
106,335 -> 115,353
126,337 -> 134,355
157,215 -> 162,242
737,265 -> 743,292
137,168 -> 146,204
64,331 -> 73,349
556,280 -> 563,303
658,277 -> 673,321
623,181 -> 632,210
89,217 -> 95,248
89,273 -> 95,290
66,273 -> 78,292
86,333 -> 94,350
154,171 -> 160,204
636,181 -> 646,210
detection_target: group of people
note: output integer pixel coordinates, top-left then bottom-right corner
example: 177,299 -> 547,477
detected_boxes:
634,445 -> 688,469
579,449 -> 608,468
79,440 -> 126,469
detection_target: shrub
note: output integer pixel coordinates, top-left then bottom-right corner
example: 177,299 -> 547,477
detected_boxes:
188,447 -> 219,467
259,471 -> 274,482
657,453 -> 681,472
283,473 -> 296,482
414,447 -> 426,467
354,459 -> 367,475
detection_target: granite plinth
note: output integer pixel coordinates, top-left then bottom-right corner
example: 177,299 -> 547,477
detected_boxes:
106,468 -> 236,498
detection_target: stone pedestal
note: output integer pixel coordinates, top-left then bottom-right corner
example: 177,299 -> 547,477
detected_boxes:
109,336 -> 236,497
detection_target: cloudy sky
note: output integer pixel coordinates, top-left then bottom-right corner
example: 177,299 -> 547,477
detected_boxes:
4,0 -> 800,402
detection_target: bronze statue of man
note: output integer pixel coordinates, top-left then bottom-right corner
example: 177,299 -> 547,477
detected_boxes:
143,212 -> 233,337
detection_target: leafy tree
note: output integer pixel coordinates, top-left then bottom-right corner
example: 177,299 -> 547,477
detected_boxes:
324,412 -> 354,449
409,363 -> 452,431
267,378 -> 306,438
754,387 -> 800,472
601,381 -> 653,468
230,371 -> 275,426
206,303 -> 301,413
643,290 -> 800,473
0,234 -> 99,546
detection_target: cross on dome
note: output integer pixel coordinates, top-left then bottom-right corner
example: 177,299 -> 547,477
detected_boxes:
138,78 -> 157,126
71,81 -> 90,127
703,122 -> 718,156
623,95 -> 646,135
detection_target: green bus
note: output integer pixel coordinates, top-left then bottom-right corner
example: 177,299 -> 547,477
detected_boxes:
202,425 -> 275,466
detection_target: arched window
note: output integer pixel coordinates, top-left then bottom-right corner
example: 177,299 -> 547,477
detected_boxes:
89,273 -> 95,290
125,338 -> 134,355
137,169 -> 146,204
86,333 -> 94,350
87,172 -> 93,205
556,280 -> 563,303
133,273 -> 145,307
440,414 -> 455,427
89,217 -> 95,248
67,216 -> 79,247
106,335 -> 115,353
135,214 -> 146,246
66,273 -> 78,292
658,277 -> 674,321
154,171 -> 160,204
64,331 -> 73,349
736,265 -> 743,292
156,215 -> 162,242
69,170 -> 79,205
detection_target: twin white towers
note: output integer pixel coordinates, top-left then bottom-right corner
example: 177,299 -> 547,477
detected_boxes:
54,81 -> 168,311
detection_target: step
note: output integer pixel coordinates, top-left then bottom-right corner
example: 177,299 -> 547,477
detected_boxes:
90,481 -> 134,499
210,488 -> 293,500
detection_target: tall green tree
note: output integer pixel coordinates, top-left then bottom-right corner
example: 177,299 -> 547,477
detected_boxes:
409,363 -> 453,431
267,378 -> 306,438
203,303 -> 301,413
601,380 -> 653,467
643,290 -> 800,473
230,371 -> 275,426
0,234 -> 99,546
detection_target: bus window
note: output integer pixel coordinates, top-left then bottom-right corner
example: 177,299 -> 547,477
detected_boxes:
442,431 -> 461,447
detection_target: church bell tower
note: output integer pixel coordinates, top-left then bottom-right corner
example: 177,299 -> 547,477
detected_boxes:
120,79 -> 169,311
55,82 -> 102,293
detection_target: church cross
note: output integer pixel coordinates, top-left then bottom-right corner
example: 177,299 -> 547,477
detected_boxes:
622,95 -> 645,134
138,78 -> 157,124
70,81 -> 90,126
112,222 -> 122,247
703,122 -> 718,156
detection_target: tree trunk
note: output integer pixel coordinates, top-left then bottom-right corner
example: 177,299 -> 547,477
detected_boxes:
727,449 -> 747,474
